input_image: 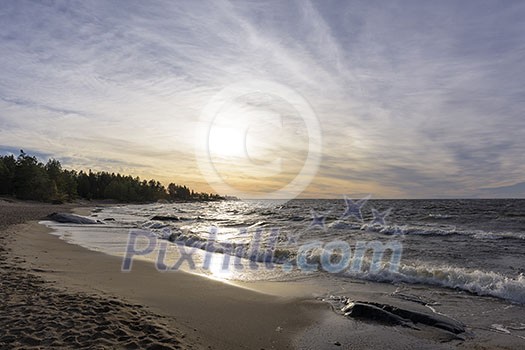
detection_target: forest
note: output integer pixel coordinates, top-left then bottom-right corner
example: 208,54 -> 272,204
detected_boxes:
0,150 -> 223,203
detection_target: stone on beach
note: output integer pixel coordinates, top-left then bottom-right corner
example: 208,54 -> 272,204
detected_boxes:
47,213 -> 101,225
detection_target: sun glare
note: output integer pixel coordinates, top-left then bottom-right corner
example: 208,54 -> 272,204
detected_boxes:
208,126 -> 246,158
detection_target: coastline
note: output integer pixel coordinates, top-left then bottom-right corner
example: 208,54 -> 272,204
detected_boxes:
2,200 -> 524,349
0,200 -> 325,349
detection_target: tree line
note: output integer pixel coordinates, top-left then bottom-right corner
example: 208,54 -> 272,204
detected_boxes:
0,151 -> 224,203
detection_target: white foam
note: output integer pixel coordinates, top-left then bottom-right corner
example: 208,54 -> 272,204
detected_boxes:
345,263 -> 525,304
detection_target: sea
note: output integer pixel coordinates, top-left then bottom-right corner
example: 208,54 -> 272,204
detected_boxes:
42,198 -> 525,339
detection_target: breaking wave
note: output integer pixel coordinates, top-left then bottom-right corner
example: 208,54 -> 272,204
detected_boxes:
344,263 -> 525,304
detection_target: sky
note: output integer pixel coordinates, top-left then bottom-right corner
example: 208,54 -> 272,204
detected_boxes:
1,0 -> 524,198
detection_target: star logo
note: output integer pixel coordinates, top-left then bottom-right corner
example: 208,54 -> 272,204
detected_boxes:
285,233 -> 300,246
306,194 -> 401,237
392,225 -> 407,235
341,195 -> 371,221
370,208 -> 392,226
309,209 -> 327,230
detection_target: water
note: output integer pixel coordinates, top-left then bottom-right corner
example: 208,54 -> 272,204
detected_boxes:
39,198 -> 525,343
42,199 -> 525,305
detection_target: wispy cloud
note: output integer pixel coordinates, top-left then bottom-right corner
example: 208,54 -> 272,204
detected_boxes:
0,0 -> 524,197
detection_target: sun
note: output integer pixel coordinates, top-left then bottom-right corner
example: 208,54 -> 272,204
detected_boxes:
208,126 -> 246,158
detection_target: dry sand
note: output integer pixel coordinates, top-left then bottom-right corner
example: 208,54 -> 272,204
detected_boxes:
0,200 -> 194,349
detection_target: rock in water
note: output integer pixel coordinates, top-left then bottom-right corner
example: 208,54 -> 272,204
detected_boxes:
47,213 -> 101,225
151,215 -> 181,221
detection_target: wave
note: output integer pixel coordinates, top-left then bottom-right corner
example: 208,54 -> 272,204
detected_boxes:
247,221 -> 268,228
361,223 -> 461,236
344,263 -> 525,304
358,223 -> 525,240
146,226 -> 296,265
473,231 -> 525,240
164,228 -> 525,304
327,221 -> 362,230
327,220 -> 459,236
427,213 -> 455,219
133,223 -> 525,304
142,221 -> 169,230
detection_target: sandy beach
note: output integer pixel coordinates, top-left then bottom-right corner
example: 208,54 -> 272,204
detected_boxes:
0,200 -> 326,349
2,0 -> 525,348
2,199 -> 524,349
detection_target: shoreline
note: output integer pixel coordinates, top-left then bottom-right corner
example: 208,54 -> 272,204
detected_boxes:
3,200 -> 525,349
1,201 -> 326,349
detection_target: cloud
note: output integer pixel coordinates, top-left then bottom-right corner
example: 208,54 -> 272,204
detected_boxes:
480,182 -> 525,198
0,0 -> 524,197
